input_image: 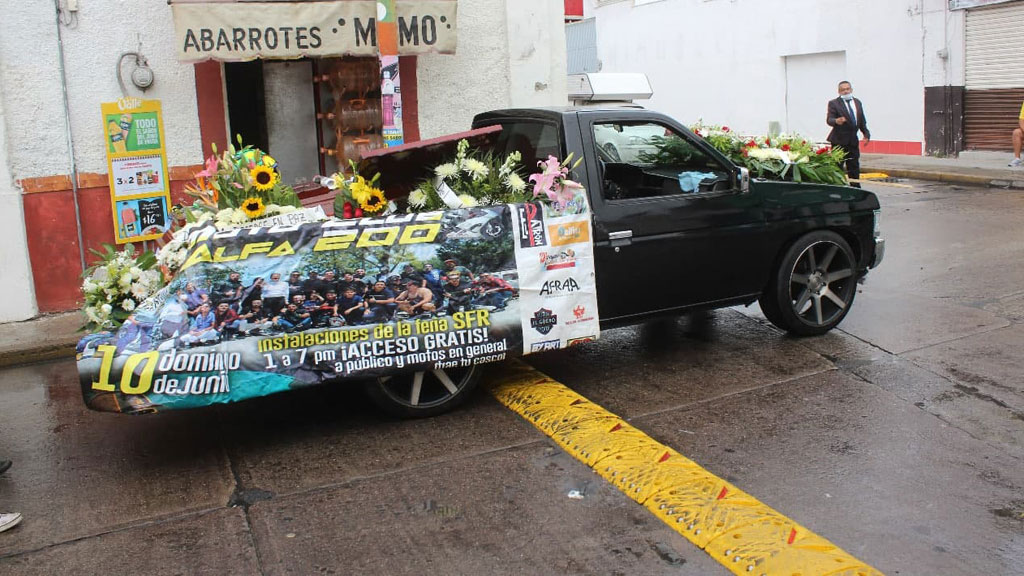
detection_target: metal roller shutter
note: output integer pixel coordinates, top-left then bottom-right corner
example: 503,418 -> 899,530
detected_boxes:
964,2 -> 1024,150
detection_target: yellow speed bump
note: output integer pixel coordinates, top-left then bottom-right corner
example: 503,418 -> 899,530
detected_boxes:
489,361 -> 883,576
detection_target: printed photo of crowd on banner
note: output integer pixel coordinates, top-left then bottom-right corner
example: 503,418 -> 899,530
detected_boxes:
149,225 -> 518,349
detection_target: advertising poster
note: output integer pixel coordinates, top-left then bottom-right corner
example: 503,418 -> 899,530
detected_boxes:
509,199 -> 600,353
380,55 -> 404,147
110,155 -> 164,197
114,198 -> 168,239
102,98 -> 172,244
76,203 -> 599,413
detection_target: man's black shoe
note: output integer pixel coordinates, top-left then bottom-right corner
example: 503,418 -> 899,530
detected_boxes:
0,460 -> 11,475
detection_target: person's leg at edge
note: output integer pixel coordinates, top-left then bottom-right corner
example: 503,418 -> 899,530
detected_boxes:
1011,129 -> 1023,167
0,460 -> 21,533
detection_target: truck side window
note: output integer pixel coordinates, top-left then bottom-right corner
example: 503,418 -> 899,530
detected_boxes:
493,121 -> 561,170
594,122 -> 730,202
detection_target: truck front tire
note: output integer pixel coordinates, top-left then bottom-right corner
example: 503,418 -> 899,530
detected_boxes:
759,230 -> 857,336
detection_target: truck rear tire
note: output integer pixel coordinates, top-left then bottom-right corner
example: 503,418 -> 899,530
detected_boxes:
759,230 -> 857,336
364,366 -> 481,418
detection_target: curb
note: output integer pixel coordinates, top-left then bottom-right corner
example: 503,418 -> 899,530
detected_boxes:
862,167 -> 1024,190
0,342 -> 77,369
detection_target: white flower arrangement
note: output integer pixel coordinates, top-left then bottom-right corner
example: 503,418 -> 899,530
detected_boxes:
81,244 -> 163,331
407,140 -> 532,212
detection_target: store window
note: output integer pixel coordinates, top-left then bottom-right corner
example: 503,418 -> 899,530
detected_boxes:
224,56 -> 392,188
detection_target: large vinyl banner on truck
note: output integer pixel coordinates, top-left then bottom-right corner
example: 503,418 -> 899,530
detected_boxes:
77,202 -> 599,413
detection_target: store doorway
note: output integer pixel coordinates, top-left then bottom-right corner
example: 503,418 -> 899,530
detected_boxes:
224,61 -> 269,154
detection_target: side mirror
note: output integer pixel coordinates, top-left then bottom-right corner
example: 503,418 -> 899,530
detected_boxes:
737,167 -> 750,194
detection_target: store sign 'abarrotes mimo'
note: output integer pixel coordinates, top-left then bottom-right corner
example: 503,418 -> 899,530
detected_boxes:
171,1 -> 457,61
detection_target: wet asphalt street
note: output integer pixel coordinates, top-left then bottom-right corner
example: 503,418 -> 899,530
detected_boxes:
0,180 -> 1022,575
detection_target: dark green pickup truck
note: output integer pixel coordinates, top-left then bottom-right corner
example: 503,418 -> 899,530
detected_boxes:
473,107 -> 884,336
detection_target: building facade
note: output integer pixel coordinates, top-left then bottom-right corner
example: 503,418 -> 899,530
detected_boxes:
585,0 -> 1024,156
0,0 -> 569,321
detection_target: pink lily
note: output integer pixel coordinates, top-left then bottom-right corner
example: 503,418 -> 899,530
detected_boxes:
529,155 -> 568,198
195,154 -> 219,178
529,171 -> 557,199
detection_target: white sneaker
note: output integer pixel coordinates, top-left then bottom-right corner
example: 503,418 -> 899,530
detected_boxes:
0,512 -> 22,533
1009,157 -> 1023,167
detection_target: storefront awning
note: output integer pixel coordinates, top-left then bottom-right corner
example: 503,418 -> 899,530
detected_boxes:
171,1 -> 457,62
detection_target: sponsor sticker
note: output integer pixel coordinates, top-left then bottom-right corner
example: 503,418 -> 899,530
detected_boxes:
530,340 -> 562,352
516,203 -> 548,248
567,304 -> 595,326
530,308 -> 558,335
548,221 -> 590,246
539,277 -> 581,297
539,249 -> 576,270
566,336 -> 596,347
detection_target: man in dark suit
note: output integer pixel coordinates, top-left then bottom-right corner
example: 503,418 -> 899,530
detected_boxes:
826,80 -> 870,187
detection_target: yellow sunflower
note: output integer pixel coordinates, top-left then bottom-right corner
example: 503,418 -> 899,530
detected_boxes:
359,188 -> 388,213
241,197 -> 266,219
250,165 -> 277,192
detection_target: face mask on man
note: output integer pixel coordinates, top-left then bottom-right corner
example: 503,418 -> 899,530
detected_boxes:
841,93 -> 854,101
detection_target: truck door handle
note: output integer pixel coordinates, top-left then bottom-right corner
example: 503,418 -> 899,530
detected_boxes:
609,230 -> 632,251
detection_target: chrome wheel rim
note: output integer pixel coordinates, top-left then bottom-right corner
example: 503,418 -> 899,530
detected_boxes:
788,240 -> 855,327
376,366 -> 477,409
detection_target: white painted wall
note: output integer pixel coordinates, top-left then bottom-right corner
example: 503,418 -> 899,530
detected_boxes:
505,0 -> 569,108
587,0 -> 962,144
922,0 -> 966,88
1,2 -> 72,181
1,1 -> 203,180
418,0 -> 568,138
0,80 -> 37,322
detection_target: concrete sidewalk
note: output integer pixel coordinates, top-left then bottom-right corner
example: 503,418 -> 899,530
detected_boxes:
1,149 -> 1021,368
861,150 -> 1024,189
0,312 -> 82,368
